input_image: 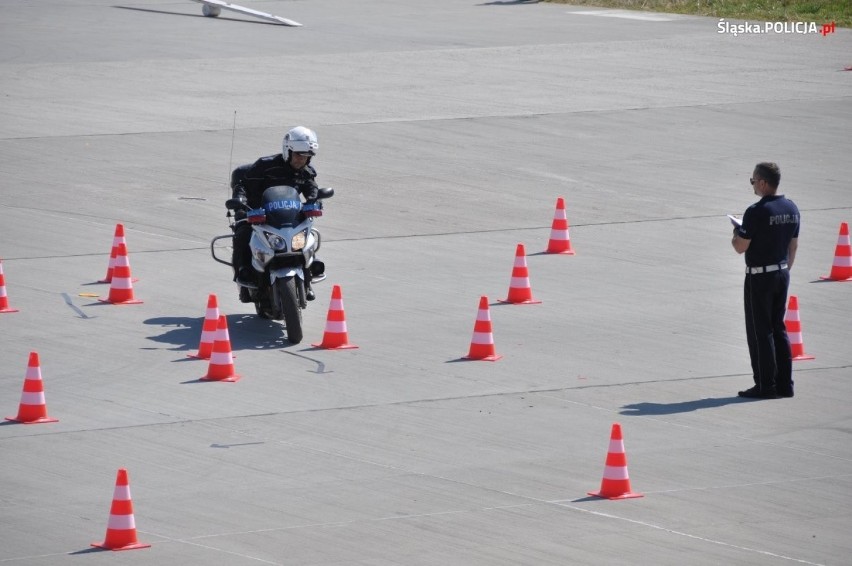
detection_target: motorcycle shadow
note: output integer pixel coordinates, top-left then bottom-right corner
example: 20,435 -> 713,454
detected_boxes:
227,315 -> 291,350
143,314 -> 289,354
143,316 -> 202,354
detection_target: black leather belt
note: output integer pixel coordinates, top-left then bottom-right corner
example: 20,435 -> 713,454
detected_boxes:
746,263 -> 788,275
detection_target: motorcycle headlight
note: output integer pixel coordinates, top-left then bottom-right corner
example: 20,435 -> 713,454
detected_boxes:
264,232 -> 287,251
291,230 -> 307,251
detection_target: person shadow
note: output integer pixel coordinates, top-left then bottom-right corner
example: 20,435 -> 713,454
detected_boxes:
620,396 -> 752,415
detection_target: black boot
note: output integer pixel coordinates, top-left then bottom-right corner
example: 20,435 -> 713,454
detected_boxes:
235,267 -> 258,289
235,267 -> 256,303
738,385 -> 779,399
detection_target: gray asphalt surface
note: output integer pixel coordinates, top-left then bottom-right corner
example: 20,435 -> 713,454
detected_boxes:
1,1 -> 851,564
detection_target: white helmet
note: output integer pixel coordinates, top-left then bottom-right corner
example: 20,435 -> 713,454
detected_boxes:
283,126 -> 318,157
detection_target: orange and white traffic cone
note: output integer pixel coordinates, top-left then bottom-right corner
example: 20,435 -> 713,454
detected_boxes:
91,468 -> 150,551
463,296 -> 502,361
99,243 -> 142,305
499,243 -> 541,304
200,315 -> 240,382
820,222 -> 852,281
5,352 -> 58,424
99,224 -> 128,283
545,197 -> 575,255
98,224 -> 138,284
0,259 -> 20,313
312,285 -> 358,350
588,423 -> 643,500
188,294 -> 220,359
785,295 -> 815,361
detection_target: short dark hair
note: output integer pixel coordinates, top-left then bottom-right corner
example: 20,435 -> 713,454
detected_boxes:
754,162 -> 780,189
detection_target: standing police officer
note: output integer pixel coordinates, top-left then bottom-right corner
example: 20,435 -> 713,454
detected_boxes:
731,162 -> 800,399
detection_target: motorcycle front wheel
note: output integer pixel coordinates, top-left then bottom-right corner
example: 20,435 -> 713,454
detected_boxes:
274,276 -> 303,344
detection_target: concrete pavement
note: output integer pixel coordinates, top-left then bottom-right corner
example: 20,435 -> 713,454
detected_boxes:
1,1 -> 850,564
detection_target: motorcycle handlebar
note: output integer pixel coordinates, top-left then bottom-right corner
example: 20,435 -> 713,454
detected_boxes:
226,197 -> 248,211
225,187 -> 332,212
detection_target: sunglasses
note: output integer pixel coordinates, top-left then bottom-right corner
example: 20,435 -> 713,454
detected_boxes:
749,178 -> 761,186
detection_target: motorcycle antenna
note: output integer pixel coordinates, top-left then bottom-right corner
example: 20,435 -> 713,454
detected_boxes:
224,110 -> 237,222
227,110 -> 237,193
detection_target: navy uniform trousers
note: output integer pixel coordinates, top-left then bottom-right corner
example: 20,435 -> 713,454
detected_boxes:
743,269 -> 793,394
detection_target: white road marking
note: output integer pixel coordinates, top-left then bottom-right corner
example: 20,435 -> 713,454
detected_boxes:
569,9 -> 679,22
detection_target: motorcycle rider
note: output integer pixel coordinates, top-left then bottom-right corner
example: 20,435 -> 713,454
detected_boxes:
230,126 -> 321,303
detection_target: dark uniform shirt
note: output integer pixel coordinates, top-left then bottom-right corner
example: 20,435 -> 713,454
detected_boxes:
232,154 -> 319,209
737,195 -> 800,267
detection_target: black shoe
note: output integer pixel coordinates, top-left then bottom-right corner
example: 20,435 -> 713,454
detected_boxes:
776,381 -> 794,398
238,286 -> 252,303
738,386 -> 779,399
305,286 -> 315,301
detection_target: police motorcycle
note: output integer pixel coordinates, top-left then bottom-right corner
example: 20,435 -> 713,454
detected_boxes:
211,185 -> 333,344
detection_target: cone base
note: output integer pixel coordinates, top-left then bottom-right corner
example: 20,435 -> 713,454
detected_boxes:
311,342 -> 359,350
463,354 -> 503,362
498,298 -> 542,305
5,415 -> 59,424
98,298 -> 144,305
0,307 -> 20,313
545,246 -> 575,255
819,275 -> 852,281
200,374 -> 241,382
792,354 -> 816,361
588,490 -> 644,500
91,541 -> 151,551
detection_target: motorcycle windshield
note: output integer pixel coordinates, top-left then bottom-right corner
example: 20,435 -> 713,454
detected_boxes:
262,186 -> 302,228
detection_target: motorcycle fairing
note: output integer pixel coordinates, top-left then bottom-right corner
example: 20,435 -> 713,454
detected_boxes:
262,185 -> 302,228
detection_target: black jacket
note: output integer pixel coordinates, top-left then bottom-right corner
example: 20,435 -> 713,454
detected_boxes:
231,154 -> 319,209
